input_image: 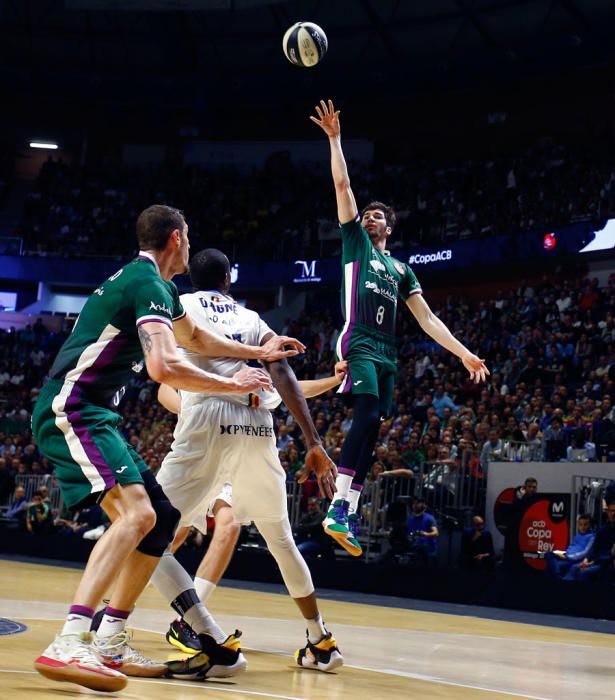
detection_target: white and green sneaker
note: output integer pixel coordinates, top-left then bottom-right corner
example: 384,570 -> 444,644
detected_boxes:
323,499 -> 362,556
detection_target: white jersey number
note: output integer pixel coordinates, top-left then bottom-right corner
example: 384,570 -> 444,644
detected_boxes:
376,305 -> 385,325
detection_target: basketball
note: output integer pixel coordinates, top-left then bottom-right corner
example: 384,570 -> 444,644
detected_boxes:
282,21 -> 328,68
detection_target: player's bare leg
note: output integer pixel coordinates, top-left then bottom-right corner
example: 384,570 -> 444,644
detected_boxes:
34,483 -> 156,691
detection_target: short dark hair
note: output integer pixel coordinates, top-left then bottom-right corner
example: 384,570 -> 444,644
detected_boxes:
360,201 -> 397,231
578,513 -> 591,522
189,248 -> 230,291
136,204 -> 185,251
525,477 -> 538,486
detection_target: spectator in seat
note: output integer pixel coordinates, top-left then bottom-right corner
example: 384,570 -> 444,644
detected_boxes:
542,416 -> 566,461
56,504 -> 105,538
406,497 -> 439,566
5,485 -> 28,526
545,514 -> 595,579
26,490 -> 53,535
295,498 -> 333,559
479,428 -> 503,475
564,501 -> 615,581
460,515 -> 495,570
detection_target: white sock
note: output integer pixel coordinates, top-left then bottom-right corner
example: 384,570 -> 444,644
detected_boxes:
306,614 -> 327,644
96,612 -> 128,639
61,609 -> 93,637
333,473 -> 354,502
183,605 -> 227,644
347,487 -> 362,516
194,576 -> 216,604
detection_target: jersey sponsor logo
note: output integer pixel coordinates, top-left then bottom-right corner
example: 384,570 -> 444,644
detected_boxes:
220,424 -> 274,437
369,259 -> 386,272
131,360 -> 144,374
364,280 -> 397,303
393,262 -> 405,275
293,259 -> 322,283
408,249 -> 452,265
149,301 -> 172,315
94,287 -> 104,296
353,380 -> 363,386
116,466 -> 129,474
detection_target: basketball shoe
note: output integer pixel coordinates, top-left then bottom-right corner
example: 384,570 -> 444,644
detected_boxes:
323,499 -> 362,556
296,631 -> 344,672
166,618 -> 202,654
221,629 -> 243,653
93,630 -> 168,677
166,632 -> 247,679
34,632 -> 127,692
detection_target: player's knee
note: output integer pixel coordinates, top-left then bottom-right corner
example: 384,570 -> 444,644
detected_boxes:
124,501 -> 157,540
137,485 -> 181,557
218,518 -> 241,545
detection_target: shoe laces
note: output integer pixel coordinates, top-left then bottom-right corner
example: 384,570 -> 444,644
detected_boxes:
60,633 -> 108,668
95,630 -> 146,661
176,619 -> 199,640
329,499 -> 349,522
348,513 -> 361,536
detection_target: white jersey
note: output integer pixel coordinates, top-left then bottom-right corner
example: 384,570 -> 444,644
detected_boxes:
179,290 -> 282,410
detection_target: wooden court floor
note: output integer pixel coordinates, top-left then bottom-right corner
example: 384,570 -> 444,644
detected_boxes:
0,560 -> 614,700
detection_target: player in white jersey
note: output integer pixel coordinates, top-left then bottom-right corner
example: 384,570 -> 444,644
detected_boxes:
157,361 -> 347,657
150,248 -> 344,672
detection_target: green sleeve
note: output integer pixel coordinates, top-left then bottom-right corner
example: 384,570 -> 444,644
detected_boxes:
133,278 -> 177,329
398,264 -> 422,301
339,217 -> 371,258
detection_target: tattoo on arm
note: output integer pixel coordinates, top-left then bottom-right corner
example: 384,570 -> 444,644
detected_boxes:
138,327 -> 161,354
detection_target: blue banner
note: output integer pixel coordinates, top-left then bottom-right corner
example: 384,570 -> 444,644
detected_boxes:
0,220 -> 606,292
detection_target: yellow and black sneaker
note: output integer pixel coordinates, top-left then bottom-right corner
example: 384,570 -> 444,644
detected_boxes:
166,618 -> 201,655
295,631 -> 344,672
221,629 -> 242,653
166,633 -> 247,679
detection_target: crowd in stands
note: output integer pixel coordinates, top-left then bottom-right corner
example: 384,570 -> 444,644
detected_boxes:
1,269 -> 615,572
14,134 -> 615,261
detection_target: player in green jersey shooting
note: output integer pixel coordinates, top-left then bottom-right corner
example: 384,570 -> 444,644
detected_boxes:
311,100 -> 489,556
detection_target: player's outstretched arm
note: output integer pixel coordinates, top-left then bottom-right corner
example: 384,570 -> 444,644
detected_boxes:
406,295 -> 489,384
139,321 -> 274,394
298,360 -> 347,399
310,99 -> 358,224
261,333 -> 337,499
173,314 -> 305,362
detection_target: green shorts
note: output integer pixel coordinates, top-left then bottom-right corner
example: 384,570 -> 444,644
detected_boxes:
336,324 -> 397,416
32,380 -> 146,509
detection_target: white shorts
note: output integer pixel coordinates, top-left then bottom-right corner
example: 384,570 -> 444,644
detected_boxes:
156,397 -> 287,534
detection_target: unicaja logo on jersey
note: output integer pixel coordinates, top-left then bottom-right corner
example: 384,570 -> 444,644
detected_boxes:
293,260 -> 322,283
369,260 -> 386,273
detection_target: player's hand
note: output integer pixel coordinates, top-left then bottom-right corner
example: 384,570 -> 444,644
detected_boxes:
297,444 -> 338,500
259,335 -> 305,362
310,99 -> 341,138
461,353 -> 490,383
334,360 -> 348,383
231,367 -> 273,393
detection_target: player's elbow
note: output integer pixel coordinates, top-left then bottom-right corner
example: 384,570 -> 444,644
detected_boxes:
334,179 -> 351,194
145,357 -> 171,384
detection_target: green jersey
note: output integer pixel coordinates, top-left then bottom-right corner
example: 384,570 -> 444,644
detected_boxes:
336,217 -> 421,358
48,252 -> 185,405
